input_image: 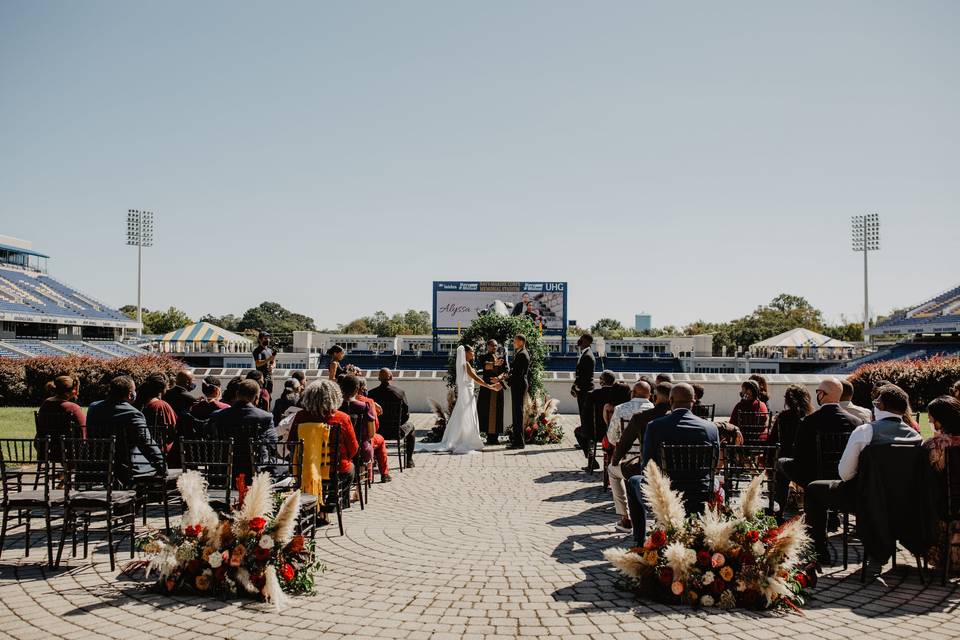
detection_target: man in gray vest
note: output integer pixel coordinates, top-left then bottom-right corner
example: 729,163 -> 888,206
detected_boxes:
804,384 -> 921,565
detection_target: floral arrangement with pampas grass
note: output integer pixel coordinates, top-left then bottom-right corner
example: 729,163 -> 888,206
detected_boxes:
522,393 -> 564,445
138,471 -> 323,609
603,461 -> 816,611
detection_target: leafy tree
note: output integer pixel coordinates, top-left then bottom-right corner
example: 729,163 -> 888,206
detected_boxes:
199,313 -> 240,332
236,301 -> 317,349
339,309 -> 432,337
589,318 -> 627,339
120,305 -> 192,334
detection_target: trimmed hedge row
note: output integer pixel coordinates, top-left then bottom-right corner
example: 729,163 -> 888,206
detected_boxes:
0,355 -> 186,407
847,354 -> 960,410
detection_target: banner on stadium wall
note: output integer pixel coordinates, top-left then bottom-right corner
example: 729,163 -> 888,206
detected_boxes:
432,281 -> 568,335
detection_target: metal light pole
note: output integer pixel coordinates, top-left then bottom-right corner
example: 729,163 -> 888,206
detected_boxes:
851,213 -> 880,345
126,210 -> 154,336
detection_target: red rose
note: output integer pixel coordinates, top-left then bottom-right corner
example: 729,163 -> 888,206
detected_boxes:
746,530 -> 760,543
650,530 -> 667,547
696,550 -> 711,568
280,563 -> 295,582
711,578 -> 726,595
287,535 -> 305,554
213,566 -> 227,582
254,545 -> 271,562
794,572 -> 808,588
657,567 -> 674,585
184,524 -> 203,538
251,573 -> 266,591
249,517 -> 267,533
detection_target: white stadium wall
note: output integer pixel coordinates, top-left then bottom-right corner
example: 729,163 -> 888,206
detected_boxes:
189,369 -> 848,417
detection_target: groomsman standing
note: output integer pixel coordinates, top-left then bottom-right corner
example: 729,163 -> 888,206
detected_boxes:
572,334 -> 596,468
505,334 -> 531,450
478,339 -> 507,445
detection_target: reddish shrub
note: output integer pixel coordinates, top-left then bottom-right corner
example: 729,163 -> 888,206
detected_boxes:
847,355 -> 960,410
0,354 -> 185,406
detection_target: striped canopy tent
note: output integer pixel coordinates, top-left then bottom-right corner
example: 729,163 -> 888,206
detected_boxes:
750,328 -> 855,358
156,322 -> 253,354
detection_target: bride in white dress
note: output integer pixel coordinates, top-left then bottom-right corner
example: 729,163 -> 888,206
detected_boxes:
418,345 -> 502,454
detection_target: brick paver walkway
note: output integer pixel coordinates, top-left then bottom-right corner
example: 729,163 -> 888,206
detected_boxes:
1,415 -> 958,639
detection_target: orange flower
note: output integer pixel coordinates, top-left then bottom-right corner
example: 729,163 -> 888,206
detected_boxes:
719,566 -> 734,582
287,535 -> 305,554
229,544 -> 247,567
195,575 -> 210,591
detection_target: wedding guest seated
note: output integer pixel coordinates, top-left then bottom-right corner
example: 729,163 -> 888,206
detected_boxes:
246,370 -> 271,411
135,374 -> 178,429
367,368 -> 417,468
163,370 -> 199,417
339,375 -> 390,482
357,377 -> 392,482
291,371 -> 306,401
839,379 -> 873,424
87,376 -> 165,486
749,373 -> 771,404
190,376 -> 230,420
225,376 -> 245,404
607,382 -> 668,533
288,380 -> 360,521
729,379 -> 769,438
624,383 -> 719,546
575,371 -> 628,471
774,377 -> 864,520
607,382 -> 654,450
769,384 -> 812,459
272,378 -> 302,424
207,379 -> 278,479
923,395 -> 960,568
804,384 -> 921,564
655,374 -> 673,384
36,375 -> 87,461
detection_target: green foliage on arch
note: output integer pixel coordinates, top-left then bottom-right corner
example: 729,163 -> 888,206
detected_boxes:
444,313 -> 546,397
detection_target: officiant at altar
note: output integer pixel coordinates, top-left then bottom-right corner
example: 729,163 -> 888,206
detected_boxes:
478,339 -> 507,445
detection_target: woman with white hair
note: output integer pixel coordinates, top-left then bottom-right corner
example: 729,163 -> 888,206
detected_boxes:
289,380 -> 360,483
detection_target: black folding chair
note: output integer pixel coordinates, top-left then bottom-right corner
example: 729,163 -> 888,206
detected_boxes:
180,439 -> 234,513
723,444 -> 780,514
659,444 -> 719,509
33,411 -> 81,464
0,437 -> 62,566
129,419 -> 181,532
345,408 -> 372,508
816,430 -> 854,568
692,404 -> 716,421
378,400 -> 407,473
735,411 -> 772,445
56,437 -> 136,571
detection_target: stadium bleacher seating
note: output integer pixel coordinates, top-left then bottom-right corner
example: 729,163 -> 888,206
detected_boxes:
0,267 -> 132,323
3,340 -> 69,358
870,283 -> 960,335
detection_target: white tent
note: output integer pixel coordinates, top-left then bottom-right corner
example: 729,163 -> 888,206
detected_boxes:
750,328 -> 854,358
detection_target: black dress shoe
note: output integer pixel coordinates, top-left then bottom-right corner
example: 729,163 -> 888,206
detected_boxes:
506,443 -> 525,450
405,458 -> 415,468
582,458 -> 600,472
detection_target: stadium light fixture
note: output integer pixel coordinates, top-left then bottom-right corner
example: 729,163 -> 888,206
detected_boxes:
126,210 -> 155,336
851,213 -> 880,345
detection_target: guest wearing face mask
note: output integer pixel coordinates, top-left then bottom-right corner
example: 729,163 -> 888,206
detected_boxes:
773,377 -> 866,521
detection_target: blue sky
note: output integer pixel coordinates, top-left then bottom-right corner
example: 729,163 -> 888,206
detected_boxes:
2,1 -> 957,330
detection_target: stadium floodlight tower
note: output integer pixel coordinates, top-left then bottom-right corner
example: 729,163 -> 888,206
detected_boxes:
126,210 -> 154,336
851,213 -> 880,345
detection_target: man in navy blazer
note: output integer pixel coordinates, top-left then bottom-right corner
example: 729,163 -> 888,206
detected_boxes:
624,383 -> 720,545
208,379 -> 278,480
86,376 -> 165,486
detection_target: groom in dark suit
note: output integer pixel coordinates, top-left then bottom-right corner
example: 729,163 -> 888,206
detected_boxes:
505,334 -> 531,449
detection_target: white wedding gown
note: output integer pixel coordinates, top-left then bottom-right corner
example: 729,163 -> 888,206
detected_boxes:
417,346 -> 485,454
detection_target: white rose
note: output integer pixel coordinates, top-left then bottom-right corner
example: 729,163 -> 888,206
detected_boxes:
751,541 -> 765,557
701,595 -> 715,607
208,552 -> 223,568
702,571 -> 714,585
259,536 -> 275,550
